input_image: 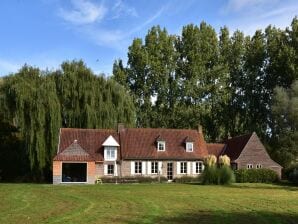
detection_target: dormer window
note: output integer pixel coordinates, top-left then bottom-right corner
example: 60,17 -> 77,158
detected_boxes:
157,141 -> 165,151
186,142 -> 193,152
156,135 -> 165,151
185,136 -> 194,152
102,135 -> 120,161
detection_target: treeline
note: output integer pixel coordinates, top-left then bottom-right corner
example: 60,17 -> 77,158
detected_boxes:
0,61 -> 135,181
1,18 -> 298,182
113,18 -> 298,167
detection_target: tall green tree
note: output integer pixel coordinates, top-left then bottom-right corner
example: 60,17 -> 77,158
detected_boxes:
272,81 -> 298,166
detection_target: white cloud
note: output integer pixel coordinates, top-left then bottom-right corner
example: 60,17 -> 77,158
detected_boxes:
75,6 -> 166,49
221,0 -> 298,35
223,0 -> 277,13
111,0 -> 138,19
59,0 -> 107,25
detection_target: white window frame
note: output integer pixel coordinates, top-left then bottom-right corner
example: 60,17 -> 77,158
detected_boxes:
256,164 -> 262,169
186,142 -> 193,152
107,164 -> 114,175
247,164 -> 253,169
157,141 -> 165,151
151,161 -> 158,174
195,161 -> 203,174
180,162 -> 187,174
135,161 -> 142,174
104,146 -> 117,161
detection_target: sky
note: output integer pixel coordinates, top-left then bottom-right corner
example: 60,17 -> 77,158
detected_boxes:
0,0 -> 298,77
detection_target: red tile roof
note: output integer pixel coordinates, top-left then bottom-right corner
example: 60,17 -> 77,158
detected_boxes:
222,133 -> 252,161
54,128 -> 119,162
120,128 -> 208,160
54,127 -> 211,161
206,143 -> 225,157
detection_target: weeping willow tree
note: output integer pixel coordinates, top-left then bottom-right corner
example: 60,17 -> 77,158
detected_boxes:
53,60 -> 135,128
0,66 -> 61,178
0,60 -> 136,180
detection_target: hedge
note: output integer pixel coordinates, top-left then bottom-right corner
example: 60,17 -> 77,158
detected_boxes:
98,176 -> 168,184
284,163 -> 298,185
173,176 -> 200,183
235,168 -> 279,183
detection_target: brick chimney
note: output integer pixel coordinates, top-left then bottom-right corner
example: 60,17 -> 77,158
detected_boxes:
198,125 -> 203,133
117,123 -> 125,133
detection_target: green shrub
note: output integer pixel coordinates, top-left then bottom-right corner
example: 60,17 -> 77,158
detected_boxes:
99,176 -> 167,184
235,168 -> 279,183
218,165 -> 235,184
288,169 -> 298,184
201,165 -> 234,185
202,166 -> 218,184
284,163 -> 298,185
174,176 -> 199,183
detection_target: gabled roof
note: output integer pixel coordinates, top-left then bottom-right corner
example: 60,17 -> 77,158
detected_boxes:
102,135 -> 120,147
156,135 -> 165,142
184,136 -> 194,142
54,141 -> 94,161
206,143 -> 225,157
55,128 -> 119,161
120,128 -> 208,160
222,133 -> 253,161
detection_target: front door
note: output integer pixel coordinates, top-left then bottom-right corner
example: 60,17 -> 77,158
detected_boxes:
167,162 -> 173,180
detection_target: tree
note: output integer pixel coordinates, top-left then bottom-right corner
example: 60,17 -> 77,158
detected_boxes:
0,60 -> 136,181
271,81 -> 298,166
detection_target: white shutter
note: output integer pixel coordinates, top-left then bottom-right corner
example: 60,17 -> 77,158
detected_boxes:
131,161 -> 135,175
142,161 -> 146,175
104,148 -> 107,160
114,162 -> 118,176
192,162 -> 197,174
104,164 -> 107,175
147,161 -> 151,175
187,162 -> 191,175
158,162 -> 162,174
177,162 -> 181,175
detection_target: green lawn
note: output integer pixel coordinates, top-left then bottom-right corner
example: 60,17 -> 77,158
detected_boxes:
0,183 -> 297,224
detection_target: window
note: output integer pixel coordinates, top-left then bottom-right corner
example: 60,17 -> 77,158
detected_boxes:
256,164 -> 262,169
247,164 -> 253,169
151,162 -> 158,174
195,162 -> 203,174
186,142 -> 193,152
157,141 -> 165,151
105,147 -> 116,160
107,164 -> 114,175
135,161 -> 142,174
180,162 -> 187,174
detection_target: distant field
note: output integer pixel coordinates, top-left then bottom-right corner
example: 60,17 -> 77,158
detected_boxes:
0,183 -> 297,224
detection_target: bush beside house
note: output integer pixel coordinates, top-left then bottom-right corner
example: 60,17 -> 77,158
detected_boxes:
235,168 -> 279,183
202,155 -> 235,185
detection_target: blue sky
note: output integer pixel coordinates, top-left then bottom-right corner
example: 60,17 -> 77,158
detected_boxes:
0,0 -> 297,76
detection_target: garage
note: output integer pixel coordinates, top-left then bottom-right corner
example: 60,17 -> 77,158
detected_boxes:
62,163 -> 87,183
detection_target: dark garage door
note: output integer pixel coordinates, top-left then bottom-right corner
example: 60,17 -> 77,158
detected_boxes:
62,163 -> 87,182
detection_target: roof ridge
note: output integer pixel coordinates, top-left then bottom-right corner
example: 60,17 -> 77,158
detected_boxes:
228,133 -> 253,140
61,128 -> 116,132
126,127 -> 199,132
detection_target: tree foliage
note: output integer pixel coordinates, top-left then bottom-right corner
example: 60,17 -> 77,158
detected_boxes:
0,60 -> 136,180
113,17 -> 298,165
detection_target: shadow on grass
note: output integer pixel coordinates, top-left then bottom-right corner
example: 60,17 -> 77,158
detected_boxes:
226,183 -> 298,191
125,211 -> 298,224
183,182 -> 298,191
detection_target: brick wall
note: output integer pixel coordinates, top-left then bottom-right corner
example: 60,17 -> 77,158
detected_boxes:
121,160 -> 202,179
236,133 -> 282,177
52,161 -> 62,184
87,162 -> 96,184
